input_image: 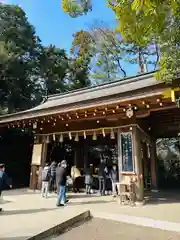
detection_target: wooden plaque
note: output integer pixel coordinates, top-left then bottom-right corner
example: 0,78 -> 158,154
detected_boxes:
31,144 -> 42,166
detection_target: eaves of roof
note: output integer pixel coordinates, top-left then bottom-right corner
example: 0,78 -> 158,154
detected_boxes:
0,71 -> 165,124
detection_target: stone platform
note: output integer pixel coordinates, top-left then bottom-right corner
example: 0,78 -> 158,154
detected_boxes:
1,189 -> 180,239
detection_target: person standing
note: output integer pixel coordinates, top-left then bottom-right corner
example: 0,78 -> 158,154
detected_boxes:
98,159 -> 107,196
0,163 -> 12,212
85,164 -> 93,194
110,164 -> 119,197
71,165 -> 81,193
56,160 -> 68,206
49,161 -> 56,193
41,163 -> 50,198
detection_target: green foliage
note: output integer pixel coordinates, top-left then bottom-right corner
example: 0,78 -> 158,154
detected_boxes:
63,0 -> 180,82
68,57 -> 91,89
110,0 -> 180,81
0,3 -> 91,114
91,27 -> 126,82
70,25 -> 158,84
71,30 -> 95,58
39,45 -> 69,95
62,0 -> 92,17
0,4 -> 42,113
157,138 -> 180,185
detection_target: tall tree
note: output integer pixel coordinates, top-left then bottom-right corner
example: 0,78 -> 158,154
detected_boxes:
70,30 -> 92,88
62,0 -> 180,81
68,57 -> 91,89
39,45 -> 69,96
122,42 -> 159,73
0,3 -> 42,113
0,3 -> 91,115
90,26 -> 127,82
70,25 -> 158,84
109,0 -> 180,81
70,28 -> 126,84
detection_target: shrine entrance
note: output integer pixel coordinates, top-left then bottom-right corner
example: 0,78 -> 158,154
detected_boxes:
45,135 -> 118,174
44,134 -> 118,190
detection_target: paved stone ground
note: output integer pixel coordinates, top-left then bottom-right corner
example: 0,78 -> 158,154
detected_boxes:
51,218 -> 180,240
1,189 -> 180,239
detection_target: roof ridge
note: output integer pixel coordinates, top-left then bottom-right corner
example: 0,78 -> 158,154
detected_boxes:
47,71 -> 156,102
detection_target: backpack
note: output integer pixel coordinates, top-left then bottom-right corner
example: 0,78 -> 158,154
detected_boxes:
42,167 -> 50,181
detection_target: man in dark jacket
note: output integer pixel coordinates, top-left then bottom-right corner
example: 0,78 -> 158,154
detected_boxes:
0,163 -> 12,212
98,159 -> 108,195
56,160 -> 68,206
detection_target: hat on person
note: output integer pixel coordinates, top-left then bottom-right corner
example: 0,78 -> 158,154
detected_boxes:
0,163 -> 5,168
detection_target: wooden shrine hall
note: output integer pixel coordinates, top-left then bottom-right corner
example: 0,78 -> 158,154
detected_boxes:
0,71 -> 180,203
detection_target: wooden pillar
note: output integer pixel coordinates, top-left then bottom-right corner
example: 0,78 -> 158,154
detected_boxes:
150,138 -> 158,191
133,127 -> 144,202
117,129 -> 122,182
29,142 -> 48,190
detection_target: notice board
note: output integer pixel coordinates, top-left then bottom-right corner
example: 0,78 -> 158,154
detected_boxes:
31,144 -> 42,165
120,132 -> 134,172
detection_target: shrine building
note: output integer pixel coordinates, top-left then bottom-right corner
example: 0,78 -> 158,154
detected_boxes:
0,71 -> 180,202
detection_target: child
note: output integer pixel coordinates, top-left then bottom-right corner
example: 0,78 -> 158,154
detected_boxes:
41,163 -> 50,198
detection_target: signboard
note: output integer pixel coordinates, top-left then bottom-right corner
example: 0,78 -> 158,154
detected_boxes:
31,144 -> 42,165
120,132 -> 134,172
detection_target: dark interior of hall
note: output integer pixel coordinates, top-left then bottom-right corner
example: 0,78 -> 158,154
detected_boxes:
47,135 -> 118,171
0,128 -> 33,188
46,135 -> 118,189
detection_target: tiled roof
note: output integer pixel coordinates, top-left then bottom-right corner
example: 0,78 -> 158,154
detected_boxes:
0,72 -> 164,124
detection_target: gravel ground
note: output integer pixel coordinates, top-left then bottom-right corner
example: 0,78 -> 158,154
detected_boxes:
50,218 -> 180,240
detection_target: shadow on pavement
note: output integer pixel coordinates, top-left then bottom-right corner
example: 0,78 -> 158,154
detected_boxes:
0,199 -> 12,204
1,207 -> 57,216
3,188 -> 39,196
67,194 -> 101,199
0,237 -> 29,240
68,200 -> 110,206
145,190 -> 180,205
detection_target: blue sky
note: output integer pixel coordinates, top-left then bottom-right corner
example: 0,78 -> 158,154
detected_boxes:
9,0 -> 116,51
7,0 -> 143,76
